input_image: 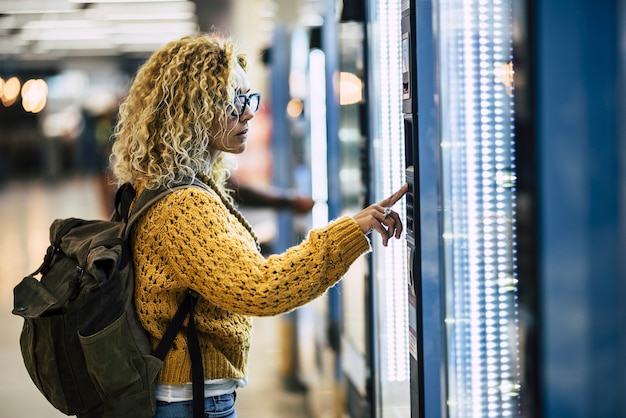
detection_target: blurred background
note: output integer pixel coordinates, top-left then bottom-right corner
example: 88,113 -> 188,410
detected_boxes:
0,0 -> 298,189
1,0 -> 626,418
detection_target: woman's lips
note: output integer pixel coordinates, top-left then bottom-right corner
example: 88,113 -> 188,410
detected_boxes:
236,129 -> 248,141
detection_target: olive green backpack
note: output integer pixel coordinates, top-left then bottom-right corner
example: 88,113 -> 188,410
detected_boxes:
12,181 -> 205,418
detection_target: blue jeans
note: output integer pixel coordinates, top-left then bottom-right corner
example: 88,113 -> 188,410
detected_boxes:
153,392 -> 237,418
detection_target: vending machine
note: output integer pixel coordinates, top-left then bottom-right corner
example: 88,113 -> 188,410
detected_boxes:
401,0 -> 444,416
401,0 -> 526,416
371,0 -> 626,416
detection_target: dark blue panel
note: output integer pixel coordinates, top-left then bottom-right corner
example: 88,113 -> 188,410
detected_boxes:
537,0 -> 624,416
322,0 -> 343,379
323,0 -> 342,222
620,1 -> 626,410
270,26 -> 294,253
415,0 -> 445,417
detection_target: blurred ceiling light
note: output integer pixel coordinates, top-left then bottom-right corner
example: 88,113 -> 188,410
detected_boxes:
23,19 -> 100,29
1,77 -> 21,106
103,12 -> 195,20
35,39 -> 114,52
286,98 -> 304,118
112,21 -> 197,34
338,71 -> 362,105
20,19 -> 107,42
1,8 -> 76,14
0,0 -> 76,14
87,0 -> 196,20
18,20 -> 197,52
22,29 -> 108,42
1,0 -> 198,58
111,31 -> 195,45
117,41 -> 181,52
22,79 -> 48,113
68,0 -> 188,3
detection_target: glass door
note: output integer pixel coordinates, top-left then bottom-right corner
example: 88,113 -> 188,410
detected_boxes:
435,0 -> 521,416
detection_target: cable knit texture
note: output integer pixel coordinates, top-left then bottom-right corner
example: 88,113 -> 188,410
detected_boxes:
131,182 -> 371,384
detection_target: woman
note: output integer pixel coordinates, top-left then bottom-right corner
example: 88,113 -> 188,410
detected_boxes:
110,33 -> 408,418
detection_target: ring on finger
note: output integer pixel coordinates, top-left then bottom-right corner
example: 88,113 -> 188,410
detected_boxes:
383,207 -> 392,220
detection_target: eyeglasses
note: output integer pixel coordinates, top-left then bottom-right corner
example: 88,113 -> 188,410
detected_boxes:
231,93 -> 261,117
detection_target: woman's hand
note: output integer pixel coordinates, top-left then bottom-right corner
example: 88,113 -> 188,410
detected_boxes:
353,183 -> 409,246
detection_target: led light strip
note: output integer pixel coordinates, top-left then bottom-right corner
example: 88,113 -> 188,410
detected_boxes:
371,0 -> 409,384
438,0 -> 520,416
309,49 -> 329,228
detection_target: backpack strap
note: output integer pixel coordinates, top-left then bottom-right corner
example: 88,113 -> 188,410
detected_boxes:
153,289 -> 204,418
124,178 -> 208,236
123,178 -> 208,418
31,218 -> 84,277
113,183 -> 136,223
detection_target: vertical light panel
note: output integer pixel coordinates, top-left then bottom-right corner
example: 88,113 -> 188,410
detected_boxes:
309,48 -> 329,228
368,0 -> 410,413
437,0 -> 521,417
373,0 -> 406,383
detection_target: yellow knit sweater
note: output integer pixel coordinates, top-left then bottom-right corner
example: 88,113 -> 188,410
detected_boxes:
131,184 -> 371,384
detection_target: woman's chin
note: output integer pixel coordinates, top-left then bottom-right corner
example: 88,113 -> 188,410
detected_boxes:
227,144 -> 246,154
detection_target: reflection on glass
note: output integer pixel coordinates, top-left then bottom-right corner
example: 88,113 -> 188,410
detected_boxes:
368,0 -> 410,414
437,0 -> 521,417
339,21 -> 368,381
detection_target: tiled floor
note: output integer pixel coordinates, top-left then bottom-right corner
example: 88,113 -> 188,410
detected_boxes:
0,176 -> 309,418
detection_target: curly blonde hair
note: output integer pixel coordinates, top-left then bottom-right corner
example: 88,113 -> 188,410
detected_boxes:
110,33 -> 247,197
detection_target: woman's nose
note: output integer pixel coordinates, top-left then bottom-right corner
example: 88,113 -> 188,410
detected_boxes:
240,105 -> 255,122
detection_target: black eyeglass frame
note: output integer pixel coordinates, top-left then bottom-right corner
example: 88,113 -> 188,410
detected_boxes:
231,93 -> 262,117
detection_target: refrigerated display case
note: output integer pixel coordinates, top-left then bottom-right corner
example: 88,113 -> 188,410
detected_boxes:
299,1 -> 412,415
365,0 -> 411,416
337,19 -> 370,418
397,0 -> 527,415
367,0 -> 625,416
435,1 -> 522,416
